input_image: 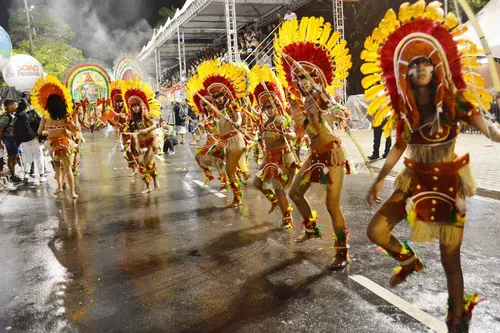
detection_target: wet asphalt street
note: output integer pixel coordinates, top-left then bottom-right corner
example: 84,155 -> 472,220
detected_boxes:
1,130 -> 499,333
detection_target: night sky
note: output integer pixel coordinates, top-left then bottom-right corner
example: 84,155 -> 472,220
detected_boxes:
0,0 -> 186,55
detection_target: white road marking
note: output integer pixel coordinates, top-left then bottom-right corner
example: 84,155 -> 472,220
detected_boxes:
349,275 -> 447,332
192,180 -> 226,198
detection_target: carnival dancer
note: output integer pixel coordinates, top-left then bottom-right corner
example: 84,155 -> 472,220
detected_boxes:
71,102 -> 84,176
286,91 -> 309,162
108,81 -> 138,176
122,78 -> 162,194
362,2 -> 500,331
236,99 -> 254,183
250,65 -> 299,229
274,17 -> 353,270
186,74 -> 229,190
197,60 -> 250,207
31,75 -> 79,199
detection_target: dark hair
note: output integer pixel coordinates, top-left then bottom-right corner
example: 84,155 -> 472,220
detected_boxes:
17,99 -> 28,113
46,94 -> 68,120
4,99 -> 16,108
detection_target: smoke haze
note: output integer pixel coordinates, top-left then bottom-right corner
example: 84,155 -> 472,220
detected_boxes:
45,0 -> 154,62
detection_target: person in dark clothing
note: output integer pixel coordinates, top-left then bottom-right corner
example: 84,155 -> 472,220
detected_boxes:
15,100 -> 44,185
368,117 -> 392,160
0,99 -> 21,182
187,107 -> 199,145
173,101 -> 188,144
161,120 -> 177,154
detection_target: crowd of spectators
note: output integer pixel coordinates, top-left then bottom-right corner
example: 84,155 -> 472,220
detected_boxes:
159,8 -> 297,88
0,95 -> 47,191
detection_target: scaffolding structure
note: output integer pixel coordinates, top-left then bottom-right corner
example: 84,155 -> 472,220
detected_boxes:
177,28 -> 187,81
224,0 -> 239,62
333,0 -> 347,104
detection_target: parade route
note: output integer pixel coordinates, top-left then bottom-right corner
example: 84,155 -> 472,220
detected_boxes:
1,132 -> 499,333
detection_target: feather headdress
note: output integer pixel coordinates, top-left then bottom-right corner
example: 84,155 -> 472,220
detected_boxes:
31,75 -> 74,119
361,0 -> 492,138
274,16 -> 352,98
120,78 -> 161,118
109,80 -> 124,108
197,59 -> 249,101
186,74 -> 211,115
249,65 -> 287,113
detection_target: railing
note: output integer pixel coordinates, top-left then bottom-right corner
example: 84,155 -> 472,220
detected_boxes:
243,22 -> 281,68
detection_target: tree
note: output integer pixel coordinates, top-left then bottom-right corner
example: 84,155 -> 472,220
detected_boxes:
8,4 -> 84,80
156,6 -> 177,28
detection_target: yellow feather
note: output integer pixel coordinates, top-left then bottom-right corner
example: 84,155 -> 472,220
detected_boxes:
334,71 -> 349,80
362,74 -> 382,89
299,17 -> 309,41
361,62 -> 381,75
382,113 -> 395,138
398,2 -> 412,23
373,104 -> 390,127
367,94 -> 387,115
364,36 -> 379,53
463,72 -> 485,87
452,25 -> 468,37
461,56 -> 480,69
444,13 -> 459,29
330,39 -> 347,57
383,9 -> 397,24
371,28 -> 385,41
360,50 -> 378,62
335,62 -> 352,74
425,1 -> 443,21
364,84 -> 384,101
334,47 -> 349,60
319,22 -> 332,46
326,31 -> 341,51
412,0 -> 426,18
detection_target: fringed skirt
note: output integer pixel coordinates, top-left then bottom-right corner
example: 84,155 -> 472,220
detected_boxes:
198,137 -> 225,170
46,136 -> 75,163
299,138 -> 352,187
138,132 -> 158,150
221,130 -> 246,152
256,144 -> 299,191
394,153 -> 477,245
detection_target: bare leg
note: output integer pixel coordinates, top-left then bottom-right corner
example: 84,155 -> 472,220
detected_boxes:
73,149 -> 80,175
226,148 -> 244,207
62,157 -> 78,199
53,161 -> 64,194
440,232 -> 465,331
141,147 -> 157,193
289,159 -> 316,242
275,189 -> 293,229
325,166 -> 349,269
253,175 -> 278,213
367,189 -> 423,285
8,156 -> 16,177
289,159 -> 313,222
196,153 -> 215,184
366,190 -> 407,253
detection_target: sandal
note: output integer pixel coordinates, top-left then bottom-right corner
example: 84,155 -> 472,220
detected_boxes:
294,210 -> 322,243
329,229 -> 350,270
279,205 -> 294,230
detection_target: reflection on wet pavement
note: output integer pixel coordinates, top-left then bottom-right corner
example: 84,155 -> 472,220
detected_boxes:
1,132 -> 499,332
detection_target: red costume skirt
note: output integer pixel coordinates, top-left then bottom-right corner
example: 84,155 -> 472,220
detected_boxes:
395,153 -> 477,245
256,144 -> 298,190
300,138 -> 350,186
